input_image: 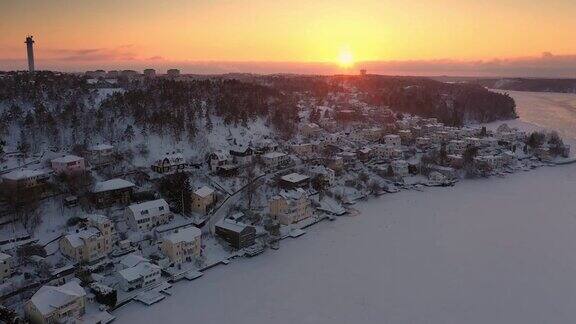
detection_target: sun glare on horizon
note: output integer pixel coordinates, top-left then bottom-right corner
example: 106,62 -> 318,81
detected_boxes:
337,49 -> 354,68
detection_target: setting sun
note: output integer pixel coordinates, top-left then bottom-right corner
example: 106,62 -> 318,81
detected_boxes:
337,49 -> 354,68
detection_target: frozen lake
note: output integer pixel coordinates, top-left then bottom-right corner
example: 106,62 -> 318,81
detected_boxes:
115,91 -> 576,324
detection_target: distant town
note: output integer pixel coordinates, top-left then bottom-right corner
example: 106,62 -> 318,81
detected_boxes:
0,37 -> 573,324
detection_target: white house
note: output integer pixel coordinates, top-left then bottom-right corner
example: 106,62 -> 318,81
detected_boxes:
262,152 -> 290,169
125,199 -> 172,232
25,281 -> 86,324
50,155 -> 86,175
391,159 -> 409,177
208,150 -> 231,172
117,254 -> 161,292
384,134 -> 401,148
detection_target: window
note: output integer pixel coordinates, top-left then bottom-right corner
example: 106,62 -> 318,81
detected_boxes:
159,206 -> 164,211
141,210 -> 149,215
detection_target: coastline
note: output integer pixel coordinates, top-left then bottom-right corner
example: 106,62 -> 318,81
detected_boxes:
112,90 -> 576,323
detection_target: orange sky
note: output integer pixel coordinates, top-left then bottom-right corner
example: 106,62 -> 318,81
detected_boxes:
1,0 -> 576,75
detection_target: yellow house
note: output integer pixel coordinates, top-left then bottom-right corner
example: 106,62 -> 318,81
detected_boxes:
25,281 -> 86,324
60,215 -> 114,263
161,227 -> 202,264
191,186 -> 215,215
269,188 -> 313,225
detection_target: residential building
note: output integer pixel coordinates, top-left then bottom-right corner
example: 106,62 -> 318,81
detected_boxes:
1,169 -> 49,191
269,188 -> 313,225
229,146 -> 253,165
91,179 -> 135,209
60,216 -> 114,263
279,173 -> 310,189
0,253 -> 13,281
191,186 -> 216,215
301,123 -> 322,137
391,159 -> 409,177
151,152 -> 186,173
384,134 -> 401,148
50,155 -> 85,175
117,254 -> 161,292
215,219 -> 256,249
208,150 -> 231,172
161,227 -> 202,264
262,151 -> 290,169
308,165 -> 335,187
125,199 -> 172,232
448,140 -> 467,154
86,144 -> 114,165
25,281 -> 86,324
167,69 -> 180,77
415,137 -> 431,149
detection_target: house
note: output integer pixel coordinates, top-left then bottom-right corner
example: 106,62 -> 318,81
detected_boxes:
191,186 -> 216,215
373,144 -> 402,160
91,179 -> 135,209
269,188 -> 313,225
117,255 -> 161,292
360,127 -> 384,141
151,152 -> 186,173
301,123 -> 322,137
25,281 -> 86,324
50,155 -> 86,175
356,148 -> 373,161
262,151 -> 290,169
279,173 -> 310,189
308,165 -> 336,187
60,216 -> 114,263
391,159 -> 409,177
448,140 -> 467,154
290,143 -> 315,157
398,129 -> 412,143
1,169 -> 49,192
215,219 -> 256,249
208,150 -> 231,172
337,151 -> 357,164
125,199 -> 172,232
161,226 -> 202,264
415,137 -> 431,149
86,144 -> 114,165
384,134 -> 401,148
0,253 -> 13,281
229,146 -> 253,165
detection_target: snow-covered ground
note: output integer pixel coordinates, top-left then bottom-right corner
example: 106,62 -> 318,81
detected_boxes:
114,90 -> 576,324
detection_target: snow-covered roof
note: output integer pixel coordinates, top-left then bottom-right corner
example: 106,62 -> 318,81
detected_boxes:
51,155 -> 84,164
281,173 -> 310,183
63,227 -> 101,248
262,152 -> 287,159
120,253 -> 149,269
0,252 -> 11,261
153,152 -> 185,166
93,179 -> 135,193
194,186 -> 214,198
278,188 -> 308,200
118,262 -> 160,282
88,144 -> 113,151
30,281 -> 86,316
215,219 -> 251,233
127,199 -> 169,221
84,214 -> 110,225
1,169 -> 47,181
163,226 -> 201,244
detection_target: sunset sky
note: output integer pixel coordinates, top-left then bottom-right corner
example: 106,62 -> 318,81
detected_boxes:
1,0 -> 576,76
